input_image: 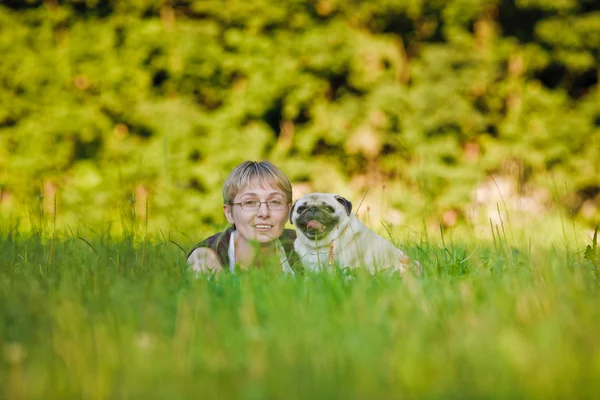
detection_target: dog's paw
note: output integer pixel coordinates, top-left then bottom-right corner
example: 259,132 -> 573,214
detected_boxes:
400,255 -> 423,276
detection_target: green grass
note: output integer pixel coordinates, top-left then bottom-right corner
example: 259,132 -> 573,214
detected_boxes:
1,228 -> 599,400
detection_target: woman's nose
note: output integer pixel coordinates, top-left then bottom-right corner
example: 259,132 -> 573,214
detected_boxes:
256,202 -> 270,216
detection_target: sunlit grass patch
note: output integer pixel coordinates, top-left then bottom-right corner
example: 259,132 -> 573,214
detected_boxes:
1,228 -> 599,399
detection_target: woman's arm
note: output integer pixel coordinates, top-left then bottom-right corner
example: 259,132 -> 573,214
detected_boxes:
187,247 -> 224,275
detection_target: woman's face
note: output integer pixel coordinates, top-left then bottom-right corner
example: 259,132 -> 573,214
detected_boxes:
223,184 -> 290,245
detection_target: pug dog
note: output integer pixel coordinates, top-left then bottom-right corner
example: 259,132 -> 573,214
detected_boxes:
290,193 -> 420,275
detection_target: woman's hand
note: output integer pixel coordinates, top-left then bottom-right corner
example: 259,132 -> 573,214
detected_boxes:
187,248 -> 224,275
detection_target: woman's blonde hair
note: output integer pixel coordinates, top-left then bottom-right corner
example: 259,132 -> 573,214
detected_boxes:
222,161 -> 293,205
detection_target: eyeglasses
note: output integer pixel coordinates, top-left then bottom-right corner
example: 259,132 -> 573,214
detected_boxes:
231,199 -> 287,211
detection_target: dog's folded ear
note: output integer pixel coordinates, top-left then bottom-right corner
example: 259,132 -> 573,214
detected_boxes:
289,200 -> 297,224
334,195 -> 352,216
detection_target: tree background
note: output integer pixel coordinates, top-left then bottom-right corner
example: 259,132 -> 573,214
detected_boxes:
0,0 -> 599,242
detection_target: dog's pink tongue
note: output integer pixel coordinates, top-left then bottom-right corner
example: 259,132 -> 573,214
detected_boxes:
306,220 -> 324,232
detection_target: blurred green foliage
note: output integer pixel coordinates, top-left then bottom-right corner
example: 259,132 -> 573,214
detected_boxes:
0,0 -> 599,235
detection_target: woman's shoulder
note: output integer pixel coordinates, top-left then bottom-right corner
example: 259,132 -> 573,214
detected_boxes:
187,226 -> 234,259
280,228 -> 297,244
279,229 -> 297,253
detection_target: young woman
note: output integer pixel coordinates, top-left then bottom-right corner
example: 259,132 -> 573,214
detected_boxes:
187,161 -> 299,274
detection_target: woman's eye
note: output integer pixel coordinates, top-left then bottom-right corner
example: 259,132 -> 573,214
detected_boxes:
269,200 -> 282,206
244,200 -> 259,207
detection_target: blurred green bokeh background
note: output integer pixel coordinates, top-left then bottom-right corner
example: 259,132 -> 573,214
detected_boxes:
2,3 -> 600,398
0,0 -> 599,242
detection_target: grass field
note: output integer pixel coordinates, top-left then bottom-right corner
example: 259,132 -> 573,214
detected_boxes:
1,223 -> 599,400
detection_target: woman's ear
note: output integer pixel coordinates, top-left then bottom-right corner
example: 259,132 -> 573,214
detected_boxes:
223,204 -> 235,225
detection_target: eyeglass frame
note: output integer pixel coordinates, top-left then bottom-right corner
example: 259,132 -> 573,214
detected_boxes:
230,199 -> 289,211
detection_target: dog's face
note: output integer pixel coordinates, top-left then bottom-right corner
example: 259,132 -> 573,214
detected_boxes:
290,193 -> 352,240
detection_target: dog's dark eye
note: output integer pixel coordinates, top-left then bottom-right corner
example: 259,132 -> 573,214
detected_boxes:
325,206 -> 335,213
296,205 -> 306,213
